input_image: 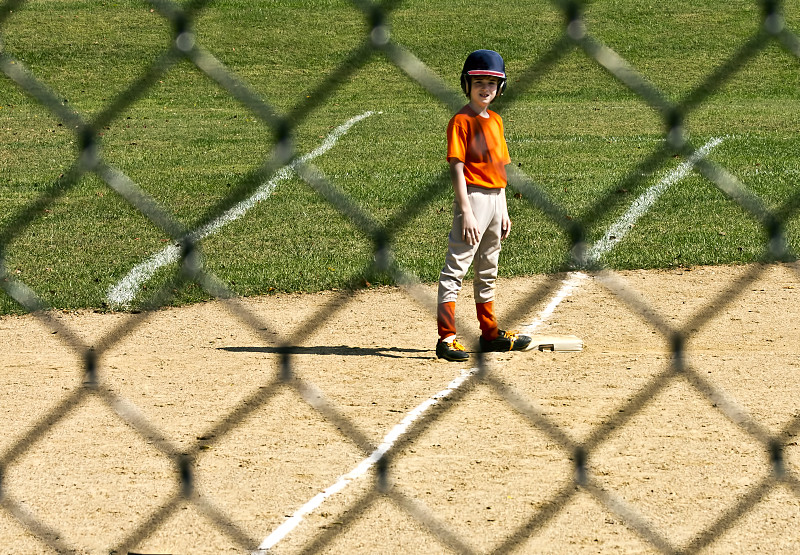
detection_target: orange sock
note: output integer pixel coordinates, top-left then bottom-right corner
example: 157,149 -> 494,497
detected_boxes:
437,301 -> 456,341
476,301 -> 499,340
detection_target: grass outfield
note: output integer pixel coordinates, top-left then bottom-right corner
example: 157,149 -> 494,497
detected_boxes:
1,0 -> 800,313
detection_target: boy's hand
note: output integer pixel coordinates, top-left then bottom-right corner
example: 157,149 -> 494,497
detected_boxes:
462,210 -> 481,245
449,159 -> 481,245
500,195 -> 511,240
501,211 -> 511,240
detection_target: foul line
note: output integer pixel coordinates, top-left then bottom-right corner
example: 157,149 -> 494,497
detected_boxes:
106,110 -> 379,307
586,137 -> 724,265
521,271 -> 589,334
255,135 -> 724,551
255,366 -> 478,552
520,136 -> 724,331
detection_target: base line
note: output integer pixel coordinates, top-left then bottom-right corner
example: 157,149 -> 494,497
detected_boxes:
519,137 -> 724,332
587,136 -> 723,265
257,136 -> 723,550
254,367 -> 478,553
522,272 -> 589,334
106,111 -> 379,307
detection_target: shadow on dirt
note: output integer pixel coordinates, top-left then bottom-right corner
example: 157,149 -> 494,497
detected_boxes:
219,345 -> 432,359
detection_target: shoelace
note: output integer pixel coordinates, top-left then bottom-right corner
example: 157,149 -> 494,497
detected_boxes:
502,330 -> 518,350
451,339 -> 466,351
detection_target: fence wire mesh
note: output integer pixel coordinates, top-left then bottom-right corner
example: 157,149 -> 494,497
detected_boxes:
1,0 -> 799,553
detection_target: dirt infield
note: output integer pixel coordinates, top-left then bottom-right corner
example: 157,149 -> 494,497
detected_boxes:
1,264 -> 799,554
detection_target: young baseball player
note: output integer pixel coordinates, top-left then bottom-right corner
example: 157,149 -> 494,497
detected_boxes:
436,49 -> 532,362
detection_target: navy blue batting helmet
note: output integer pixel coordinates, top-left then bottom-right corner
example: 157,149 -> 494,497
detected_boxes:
460,49 -> 507,99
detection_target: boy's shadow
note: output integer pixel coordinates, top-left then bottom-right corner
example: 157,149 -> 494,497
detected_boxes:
220,345 -> 432,360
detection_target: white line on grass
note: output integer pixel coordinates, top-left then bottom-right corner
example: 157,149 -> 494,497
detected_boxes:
586,137 -> 724,265
106,110 -> 379,307
253,136 -> 721,551
521,136 -> 724,332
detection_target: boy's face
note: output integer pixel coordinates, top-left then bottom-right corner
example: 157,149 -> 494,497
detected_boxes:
469,76 -> 500,109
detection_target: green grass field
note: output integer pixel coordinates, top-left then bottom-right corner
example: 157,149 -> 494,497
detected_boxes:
1,0 -> 800,313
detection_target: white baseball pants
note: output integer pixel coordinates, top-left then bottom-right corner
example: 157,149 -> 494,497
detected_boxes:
437,185 -> 504,305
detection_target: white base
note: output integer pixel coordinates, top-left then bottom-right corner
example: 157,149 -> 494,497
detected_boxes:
526,334 -> 583,352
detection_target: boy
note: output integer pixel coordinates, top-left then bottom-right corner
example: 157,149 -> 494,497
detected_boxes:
436,49 -> 532,362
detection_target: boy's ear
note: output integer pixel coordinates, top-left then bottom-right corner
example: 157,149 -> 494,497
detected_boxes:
460,74 -> 471,96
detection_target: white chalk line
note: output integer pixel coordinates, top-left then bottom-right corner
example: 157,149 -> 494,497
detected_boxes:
520,136 -> 724,333
586,136 -> 724,265
106,110 -> 379,307
521,271 -> 589,335
254,366 -> 478,552
254,274 -> 579,553
255,136 -> 723,549
254,136 -> 725,551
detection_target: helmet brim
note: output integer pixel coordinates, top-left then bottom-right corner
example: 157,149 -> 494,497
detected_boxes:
466,69 -> 506,79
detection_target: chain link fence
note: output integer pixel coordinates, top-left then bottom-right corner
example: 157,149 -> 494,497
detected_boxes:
1,0 -> 799,553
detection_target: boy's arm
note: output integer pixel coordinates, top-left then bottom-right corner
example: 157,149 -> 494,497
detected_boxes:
500,186 -> 511,240
449,159 -> 481,245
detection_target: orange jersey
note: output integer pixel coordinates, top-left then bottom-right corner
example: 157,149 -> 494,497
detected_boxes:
446,105 -> 510,189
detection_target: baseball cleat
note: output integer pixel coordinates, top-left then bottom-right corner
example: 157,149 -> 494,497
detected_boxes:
436,338 -> 470,362
479,329 -> 532,352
